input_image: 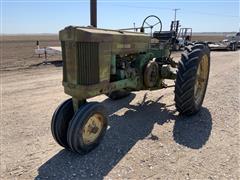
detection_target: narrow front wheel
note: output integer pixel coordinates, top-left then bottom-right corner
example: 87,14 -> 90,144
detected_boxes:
51,99 -> 74,148
67,102 -> 108,154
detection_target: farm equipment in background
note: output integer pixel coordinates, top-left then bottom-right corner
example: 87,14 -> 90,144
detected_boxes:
207,32 -> 239,51
152,20 -> 179,51
176,28 -> 193,50
157,20 -> 193,51
169,21 -> 193,51
51,15 -> 211,154
34,41 -> 62,63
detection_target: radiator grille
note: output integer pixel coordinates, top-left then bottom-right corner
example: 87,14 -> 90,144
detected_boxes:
76,42 -> 99,85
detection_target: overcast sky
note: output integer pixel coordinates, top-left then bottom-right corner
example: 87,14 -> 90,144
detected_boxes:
1,0 -> 239,34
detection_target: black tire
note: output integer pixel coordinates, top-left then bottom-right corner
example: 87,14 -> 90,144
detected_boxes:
106,89 -> 131,100
231,43 -> 236,51
184,43 -> 205,53
191,43 -> 205,50
67,102 -> 108,154
234,43 -> 237,51
175,44 -> 210,115
51,98 -> 74,148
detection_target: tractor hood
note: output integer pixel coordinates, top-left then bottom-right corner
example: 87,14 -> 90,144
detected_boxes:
59,26 -> 150,43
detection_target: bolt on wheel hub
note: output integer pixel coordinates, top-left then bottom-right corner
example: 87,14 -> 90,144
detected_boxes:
82,113 -> 104,145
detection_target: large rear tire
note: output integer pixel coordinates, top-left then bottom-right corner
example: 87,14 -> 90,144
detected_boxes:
175,44 -> 210,115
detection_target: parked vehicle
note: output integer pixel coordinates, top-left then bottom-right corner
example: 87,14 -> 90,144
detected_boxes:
208,32 -> 240,51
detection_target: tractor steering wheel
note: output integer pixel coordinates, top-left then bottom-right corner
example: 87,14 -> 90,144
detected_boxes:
141,15 -> 162,36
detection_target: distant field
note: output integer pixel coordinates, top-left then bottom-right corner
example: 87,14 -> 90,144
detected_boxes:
192,35 -> 225,42
0,35 -> 60,70
1,33 -> 226,42
0,34 -> 58,42
0,34 -> 225,70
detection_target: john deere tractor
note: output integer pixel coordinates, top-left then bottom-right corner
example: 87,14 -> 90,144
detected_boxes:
51,15 -> 210,154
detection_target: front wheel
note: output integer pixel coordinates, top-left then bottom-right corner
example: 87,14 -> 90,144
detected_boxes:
67,102 -> 108,154
175,44 -> 210,115
51,99 -> 74,148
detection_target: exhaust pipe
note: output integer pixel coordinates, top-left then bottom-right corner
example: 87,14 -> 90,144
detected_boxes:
90,0 -> 97,27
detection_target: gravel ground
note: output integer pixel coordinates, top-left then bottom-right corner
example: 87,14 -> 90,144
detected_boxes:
1,39 -> 239,179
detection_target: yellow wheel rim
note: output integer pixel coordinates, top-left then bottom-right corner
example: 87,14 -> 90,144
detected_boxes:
194,54 -> 209,105
82,113 -> 104,145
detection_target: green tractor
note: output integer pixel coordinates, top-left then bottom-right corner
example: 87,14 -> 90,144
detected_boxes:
51,16 -> 210,154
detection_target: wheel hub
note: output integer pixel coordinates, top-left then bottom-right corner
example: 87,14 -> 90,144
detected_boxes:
82,113 -> 104,145
144,60 -> 159,88
194,54 -> 209,105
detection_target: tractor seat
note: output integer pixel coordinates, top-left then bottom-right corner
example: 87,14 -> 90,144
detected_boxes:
153,31 -> 176,42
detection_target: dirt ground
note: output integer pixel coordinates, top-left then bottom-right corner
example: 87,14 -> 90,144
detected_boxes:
0,35 -> 239,179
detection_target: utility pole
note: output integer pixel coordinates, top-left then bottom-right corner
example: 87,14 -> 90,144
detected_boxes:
173,8 -> 180,21
90,0 -> 97,27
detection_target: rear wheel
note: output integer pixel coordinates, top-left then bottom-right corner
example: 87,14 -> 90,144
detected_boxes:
231,43 -> 236,51
175,44 -> 210,115
67,102 -> 108,154
51,99 -> 74,148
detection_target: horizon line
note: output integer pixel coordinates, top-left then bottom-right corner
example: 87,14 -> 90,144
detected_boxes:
0,31 -> 238,36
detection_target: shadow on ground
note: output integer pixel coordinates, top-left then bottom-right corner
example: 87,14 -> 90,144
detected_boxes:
35,93 -> 212,179
210,49 -> 239,52
30,60 -> 63,67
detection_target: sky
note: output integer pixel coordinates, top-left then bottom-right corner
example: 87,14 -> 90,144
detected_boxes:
1,0 -> 239,34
